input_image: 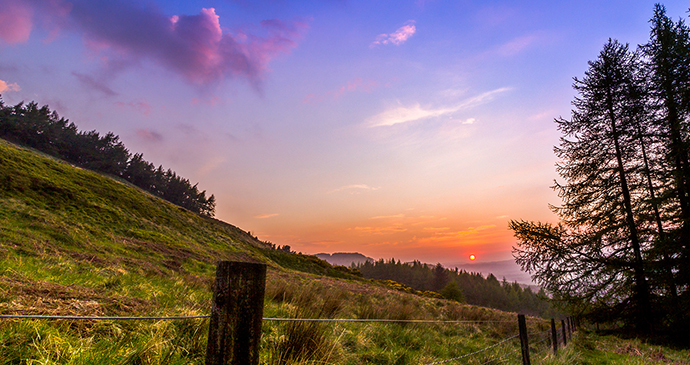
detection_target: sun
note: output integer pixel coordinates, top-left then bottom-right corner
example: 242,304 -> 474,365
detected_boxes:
469,254 -> 476,261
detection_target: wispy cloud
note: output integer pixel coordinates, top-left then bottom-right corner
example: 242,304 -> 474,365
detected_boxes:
3,0 -> 309,88
327,184 -> 380,194
303,77 -> 379,103
370,214 -> 405,220
367,87 -> 511,127
528,110 -> 555,121
136,129 -> 163,142
115,100 -> 151,115
0,79 -> 20,93
415,224 -> 498,244
255,213 -> 279,219
371,20 -> 416,47
496,34 -> 540,56
72,72 -> 118,96
423,226 -> 450,232
352,225 -> 407,235
367,103 -> 455,128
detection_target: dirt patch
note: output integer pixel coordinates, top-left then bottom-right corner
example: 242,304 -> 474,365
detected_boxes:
0,276 -> 151,316
121,237 -> 209,263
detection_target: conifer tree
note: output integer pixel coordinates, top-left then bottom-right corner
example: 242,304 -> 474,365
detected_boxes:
512,40 -> 654,332
642,4 -> 690,290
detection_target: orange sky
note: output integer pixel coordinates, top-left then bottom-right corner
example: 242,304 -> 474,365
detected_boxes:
2,0 -> 679,266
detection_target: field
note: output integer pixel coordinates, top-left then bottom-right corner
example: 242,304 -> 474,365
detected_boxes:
1,139 -> 688,364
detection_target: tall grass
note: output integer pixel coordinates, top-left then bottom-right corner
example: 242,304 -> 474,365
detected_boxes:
260,274 -> 547,365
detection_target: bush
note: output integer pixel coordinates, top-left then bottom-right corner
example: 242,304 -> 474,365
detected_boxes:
440,281 -> 464,303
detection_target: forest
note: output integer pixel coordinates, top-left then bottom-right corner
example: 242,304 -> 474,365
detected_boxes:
0,98 -> 216,216
511,4 -> 690,340
354,259 -> 558,318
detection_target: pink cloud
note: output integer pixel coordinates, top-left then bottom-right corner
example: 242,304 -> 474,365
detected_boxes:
0,0 -> 71,44
116,100 -> 152,115
371,20 -> 416,47
68,1 -> 308,86
0,79 -> 21,93
0,0 -> 34,44
303,77 -> 379,103
3,0 -> 309,88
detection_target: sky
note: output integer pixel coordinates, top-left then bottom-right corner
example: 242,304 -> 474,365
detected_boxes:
1,0 -> 688,268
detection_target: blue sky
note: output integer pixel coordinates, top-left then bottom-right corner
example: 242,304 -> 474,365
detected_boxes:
1,0 -> 688,265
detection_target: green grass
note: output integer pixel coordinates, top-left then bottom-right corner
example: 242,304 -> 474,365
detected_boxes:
535,329 -> 690,364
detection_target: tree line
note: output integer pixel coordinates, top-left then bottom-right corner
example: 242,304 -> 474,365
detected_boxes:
511,4 -> 690,338
0,99 -> 216,216
354,259 -> 558,318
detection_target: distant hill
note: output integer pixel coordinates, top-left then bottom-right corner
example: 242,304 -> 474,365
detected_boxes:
315,252 -> 373,266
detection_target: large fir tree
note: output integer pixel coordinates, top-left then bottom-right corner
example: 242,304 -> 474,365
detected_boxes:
511,5 -> 690,336
512,40 -> 654,331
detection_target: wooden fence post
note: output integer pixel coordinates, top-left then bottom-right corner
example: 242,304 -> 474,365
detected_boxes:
550,318 -> 558,354
561,319 -> 567,346
205,261 -> 267,365
518,314 -> 531,365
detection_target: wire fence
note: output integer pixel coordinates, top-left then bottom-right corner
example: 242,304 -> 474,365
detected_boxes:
1,311 -> 576,365
0,262 -> 578,364
0,314 -> 211,320
424,333 -> 520,365
0,314 -> 515,324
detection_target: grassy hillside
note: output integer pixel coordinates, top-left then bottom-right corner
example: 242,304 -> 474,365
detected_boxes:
1,139 -> 687,364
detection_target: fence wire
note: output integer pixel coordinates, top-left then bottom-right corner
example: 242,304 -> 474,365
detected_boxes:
2,313 -> 574,365
478,346 -> 521,365
0,314 -> 210,320
429,325 -> 564,365
423,333 -> 520,365
0,314 -> 512,324
263,318 -> 513,324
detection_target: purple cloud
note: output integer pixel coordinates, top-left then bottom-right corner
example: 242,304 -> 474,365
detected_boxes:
0,0 -> 33,44
72,71 -> 118,96
115,100 -> 152,115
0,0 -> 71,44
1,0 -> 309,87
136,128 -> 163,142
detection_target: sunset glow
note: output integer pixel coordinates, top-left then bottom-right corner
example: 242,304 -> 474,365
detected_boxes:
1,0 -> 685,266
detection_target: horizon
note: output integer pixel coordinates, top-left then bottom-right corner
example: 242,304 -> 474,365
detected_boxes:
315,250 -> 535,285
2,0 -> 687,265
